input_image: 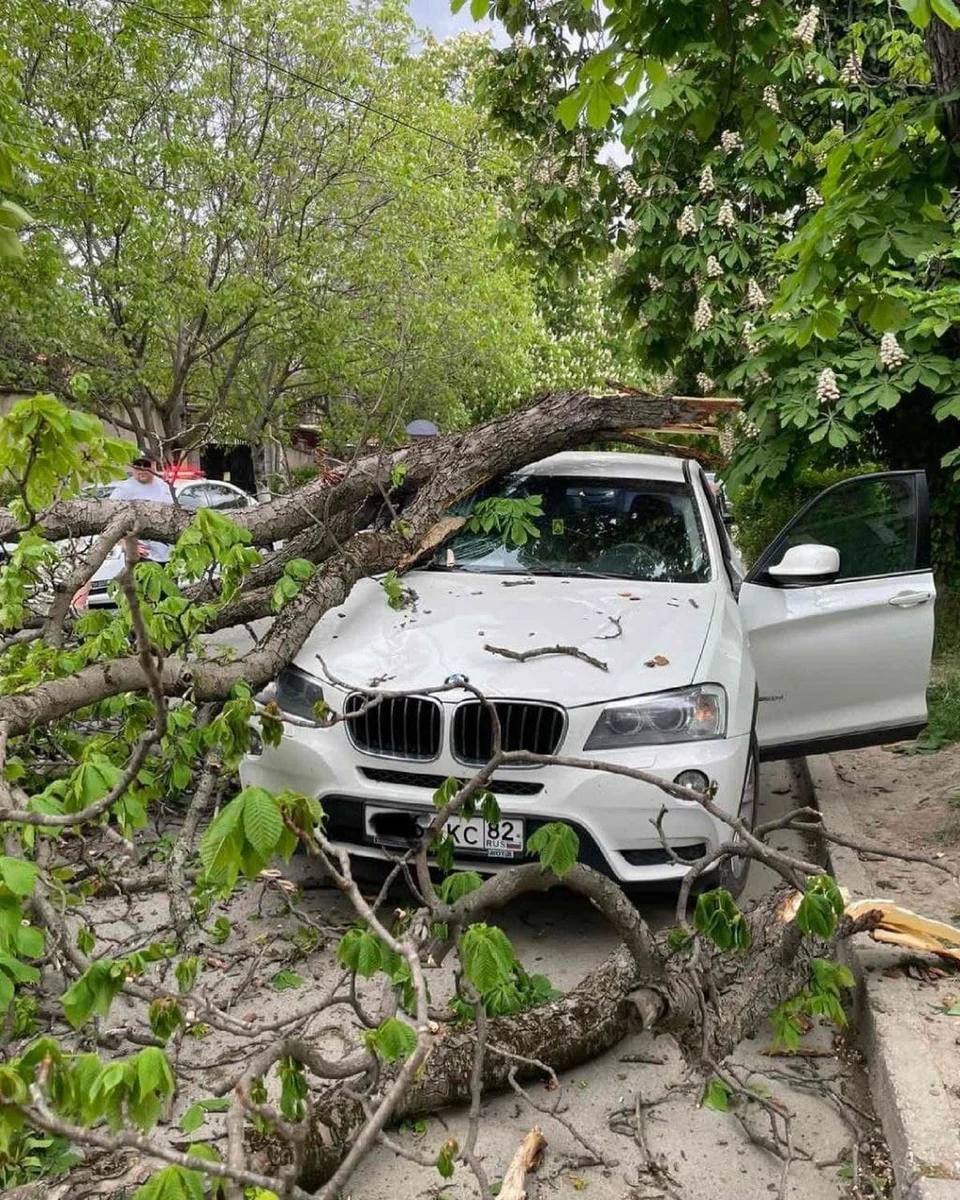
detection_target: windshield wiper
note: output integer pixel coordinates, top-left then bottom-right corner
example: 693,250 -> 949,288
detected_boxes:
526,567 -> 621,580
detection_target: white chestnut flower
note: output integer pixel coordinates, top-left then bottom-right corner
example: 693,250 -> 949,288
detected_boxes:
622,171 -> 642,198
763,85 -> 780,113
720,129 -> 743,153
699,164 -> 715,194
622,217 -> 638,236
706,255 -> 724,279
647,273 -> 663,292
693,296 -> 713,332
745,278 -> 766,309
879,332 -> 908,369
735,411 -> 760,439
719,425 -> 735,457
696,372 -> 716,393
752,369 -> 771,387
716,199 -> 736,229
513,32 -> 525,50
793,6 -> 819,46
839,51 -> 861,84
816,367 -> 840,403
742,320 -> 759,352
677,205 -> 699,235
805,186 -> 824,208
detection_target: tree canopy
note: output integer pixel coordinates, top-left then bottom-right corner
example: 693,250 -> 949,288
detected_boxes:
0,0 -> 633,467
466,0 -> 960,541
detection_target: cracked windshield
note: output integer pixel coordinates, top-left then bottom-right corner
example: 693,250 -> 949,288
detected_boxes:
435,476 -> 709,582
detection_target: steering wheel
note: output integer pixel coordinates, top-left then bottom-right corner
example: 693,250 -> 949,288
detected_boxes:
597,542 -> 661,576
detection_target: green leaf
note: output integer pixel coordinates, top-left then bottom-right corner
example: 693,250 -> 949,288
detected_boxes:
0,970 -> 13,1013
0,856 -> 38,897
555,88 -> 587,131
437,1137 -> 458,1179
858,235 -> 890,267
241,788 -> 283,857
432,777 -> 461,808
179,1097 -> 230,1133
437,871 -> 484,904
526,822 -> 579,878
703,1077 -> 733,1112
337,927 -> 384,977
179,1103 -> 206,1134
864,295 -> 911,333
198,796 -> 245,886
270,969 -> 303,991
899,0 -> 932,26
693,890 -> 751,952
795,876 -> 844,940
132,1165 -> 206,1200
137,1046 -> 174,1097
366,1016 -> 417,1063
460,923 -> 516,993
931,0 -> 960,26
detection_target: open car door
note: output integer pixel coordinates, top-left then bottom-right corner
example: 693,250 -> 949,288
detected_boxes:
738,471 -> 935,761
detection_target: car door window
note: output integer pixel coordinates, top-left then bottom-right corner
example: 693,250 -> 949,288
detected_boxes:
177,485 -> 207,509
751,472 -> 927,583
203,483 -> 250,510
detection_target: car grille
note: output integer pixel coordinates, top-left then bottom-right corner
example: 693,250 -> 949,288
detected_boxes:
452,701 -> 565,766
359,768 -> 543,796
343,694 -> 442,761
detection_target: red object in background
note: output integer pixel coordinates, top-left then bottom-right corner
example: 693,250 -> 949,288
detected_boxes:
160,463 -> 205,482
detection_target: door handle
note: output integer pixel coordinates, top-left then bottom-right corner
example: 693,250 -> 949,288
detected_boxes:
888,591 -> 933,608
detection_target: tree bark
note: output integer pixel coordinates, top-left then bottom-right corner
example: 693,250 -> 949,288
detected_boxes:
0,389 -> 736,545
248,887 -> 822,1191
0,389 -> 738,734
927,16 -> 960,146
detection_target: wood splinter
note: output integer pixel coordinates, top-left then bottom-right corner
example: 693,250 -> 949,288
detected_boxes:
500,1126 -> 548,1200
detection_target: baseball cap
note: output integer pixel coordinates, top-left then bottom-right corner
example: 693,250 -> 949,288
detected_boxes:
131,449 -> 156,467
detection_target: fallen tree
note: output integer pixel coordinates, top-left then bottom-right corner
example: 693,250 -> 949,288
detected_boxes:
0,387 -> 951,1200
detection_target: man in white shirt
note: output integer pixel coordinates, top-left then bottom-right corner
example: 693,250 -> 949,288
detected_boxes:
109,451 -> 176,563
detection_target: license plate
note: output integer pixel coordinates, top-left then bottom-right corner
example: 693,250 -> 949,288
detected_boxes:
364,806 -> 524,859
446,815 -> 524,858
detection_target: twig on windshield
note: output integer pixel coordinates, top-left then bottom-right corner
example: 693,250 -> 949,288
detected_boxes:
483,643 -> 609,672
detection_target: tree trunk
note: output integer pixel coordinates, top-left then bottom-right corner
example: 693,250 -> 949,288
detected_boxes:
249,887 -> 821,1191
927,16 -> 960,146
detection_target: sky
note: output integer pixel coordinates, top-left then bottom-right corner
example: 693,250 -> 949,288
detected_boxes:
407,0 -> 505,45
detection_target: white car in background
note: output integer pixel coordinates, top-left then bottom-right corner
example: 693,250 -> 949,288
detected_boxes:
79,478 -> 257,607
240,452 -> 935,892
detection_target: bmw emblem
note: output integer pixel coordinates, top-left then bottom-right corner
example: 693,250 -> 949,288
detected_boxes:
445,673 -> 469,687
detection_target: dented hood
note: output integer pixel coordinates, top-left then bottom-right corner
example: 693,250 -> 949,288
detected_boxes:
294,570 -> 717,705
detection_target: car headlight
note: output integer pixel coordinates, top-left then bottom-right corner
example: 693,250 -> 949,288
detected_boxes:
275,666 -> 324,722
584,685 -> 727,750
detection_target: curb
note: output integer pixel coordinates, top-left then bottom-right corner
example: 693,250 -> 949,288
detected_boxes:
801,755 -> 960,1200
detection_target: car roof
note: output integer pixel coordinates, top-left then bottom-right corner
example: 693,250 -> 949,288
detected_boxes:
100,477 -> 238,494
517,450 -> 690,483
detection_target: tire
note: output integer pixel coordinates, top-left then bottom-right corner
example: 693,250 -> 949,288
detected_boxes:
715,735 -> 759,900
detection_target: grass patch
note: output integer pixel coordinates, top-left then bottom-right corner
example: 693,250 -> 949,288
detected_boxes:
905,671 -> 960,755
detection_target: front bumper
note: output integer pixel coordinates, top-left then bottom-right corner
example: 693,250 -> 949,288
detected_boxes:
239,708 -> 752,885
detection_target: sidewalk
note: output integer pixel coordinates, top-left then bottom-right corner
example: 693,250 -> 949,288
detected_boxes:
804,753 -> 960,1200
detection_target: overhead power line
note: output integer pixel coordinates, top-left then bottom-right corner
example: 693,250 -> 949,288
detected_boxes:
111,0 -> 479,159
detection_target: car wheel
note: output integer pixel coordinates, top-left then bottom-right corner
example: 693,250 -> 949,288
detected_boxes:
715,736 -> 759,900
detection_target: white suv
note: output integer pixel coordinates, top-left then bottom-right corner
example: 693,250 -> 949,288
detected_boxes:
240,452 -> 934,890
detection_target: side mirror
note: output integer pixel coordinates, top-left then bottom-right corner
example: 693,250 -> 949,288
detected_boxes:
768,543 -> 840,583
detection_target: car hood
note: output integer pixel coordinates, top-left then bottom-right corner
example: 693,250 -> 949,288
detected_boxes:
294,571 -> 717,706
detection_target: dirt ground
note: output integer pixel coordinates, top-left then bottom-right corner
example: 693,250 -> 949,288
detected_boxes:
831,743 -> 960,923
46,762 -> 890,1200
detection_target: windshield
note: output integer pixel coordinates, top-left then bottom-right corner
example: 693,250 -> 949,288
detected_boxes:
435,475 -> 710,583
